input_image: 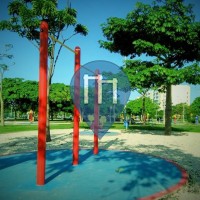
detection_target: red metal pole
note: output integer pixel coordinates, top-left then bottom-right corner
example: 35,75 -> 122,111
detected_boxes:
93,70 -> 99,154
73,47 -> 81,165
36,21 -> 48,185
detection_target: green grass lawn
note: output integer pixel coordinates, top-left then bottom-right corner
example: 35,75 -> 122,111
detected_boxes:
0,122 -> 88,134
127,123 -> 200,133
0,121 -> 200,134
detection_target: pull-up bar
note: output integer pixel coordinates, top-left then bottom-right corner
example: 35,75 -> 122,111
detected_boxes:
49,35 -> 76,54
37,20 -> 80,185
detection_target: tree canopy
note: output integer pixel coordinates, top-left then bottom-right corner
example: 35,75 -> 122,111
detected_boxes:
49,83 -> 72,120
3,78 -> 72,119
0,44 -> 14,126
100,0 -> 200,66
126,97 -> 159,119
0,0 -> 87,43
0,0 -> 88,140
100,0 -> 200,135
191,97 -> 200,117
0,0 -> 88,83
3,78 -> 38,114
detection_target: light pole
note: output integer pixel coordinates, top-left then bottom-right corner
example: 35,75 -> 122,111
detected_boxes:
182,103 -> 185,123
0,64 -> 8,126
110,106 -> 112,123
162,99 -> 165,124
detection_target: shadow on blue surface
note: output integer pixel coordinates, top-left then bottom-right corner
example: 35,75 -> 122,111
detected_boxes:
46,149 -> 93,183
0,152 -> 36,170
0,149 -> 187,200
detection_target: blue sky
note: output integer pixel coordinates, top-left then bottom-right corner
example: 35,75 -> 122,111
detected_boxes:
0,0 -> 200,102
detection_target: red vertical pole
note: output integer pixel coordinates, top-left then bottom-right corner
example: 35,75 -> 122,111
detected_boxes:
73,47 -> 81,165
93,70 -> 99,154
37,21 -> 48,185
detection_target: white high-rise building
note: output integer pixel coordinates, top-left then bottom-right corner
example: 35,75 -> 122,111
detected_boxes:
146,85 -> 190,109
171,85 -> 190,105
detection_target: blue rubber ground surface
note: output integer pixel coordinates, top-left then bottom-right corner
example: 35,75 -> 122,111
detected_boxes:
0,149 -> 186,200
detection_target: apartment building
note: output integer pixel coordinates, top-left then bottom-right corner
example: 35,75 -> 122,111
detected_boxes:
146,85 -> 190,109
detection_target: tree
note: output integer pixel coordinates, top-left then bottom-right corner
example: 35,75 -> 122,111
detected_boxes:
126,97 -> 159,120
0,65 -> 8,126
3,78 -> 74,120
0,0 -> 88,141
100,0 -> 200,135
3,78 -> 38,118
191,97 -> 200,118
172,103 -> 190,122
3,78 -> 23,119
49,83 -> 72,120
0,44 -> 14,126
123,60 -> 158,124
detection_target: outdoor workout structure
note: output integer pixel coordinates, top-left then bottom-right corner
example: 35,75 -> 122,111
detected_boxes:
37,21 -> 99,185
0,21 -> 188,200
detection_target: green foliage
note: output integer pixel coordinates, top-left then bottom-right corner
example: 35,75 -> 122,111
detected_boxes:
122,59 -> 196,97
0,44 -> 14,125
0,44 -> 14,76
100,0 -> 200,134
126,97 -> 159,118
50,83 -> 71,102
172,103 -> 190,121
0,1 -> 88,133
1,122 -> 200,134
123,60 -> 155,90
0,0 -> 88,41
100,0 -> 200,67
190,97 -> 200,116
49,83 -> 72,119
2,78 -> 72,119
74,24 -> 88,36
3,78 -> 38,113
181,63 -> 200,84
0,0 -> 88,84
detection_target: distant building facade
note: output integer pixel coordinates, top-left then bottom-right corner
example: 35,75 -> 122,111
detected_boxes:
146,85 -> 190,109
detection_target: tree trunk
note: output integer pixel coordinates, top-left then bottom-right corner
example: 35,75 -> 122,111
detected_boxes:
142,95 -> 146,125
46,82 -> 52,142
0,73 -> 4,126
80,108 -> 84,122
51,111 -> 54,121
0,91 -> 4,126
165,84 -> 172,135
14,110 -> 17,120
45,42 -> 56,142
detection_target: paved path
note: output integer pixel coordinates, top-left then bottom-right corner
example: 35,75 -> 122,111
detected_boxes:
0,129 -> 200,199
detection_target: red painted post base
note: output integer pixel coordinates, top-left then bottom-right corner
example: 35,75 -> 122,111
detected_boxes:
93,133 -> 99,154
93,70 -> 99,155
